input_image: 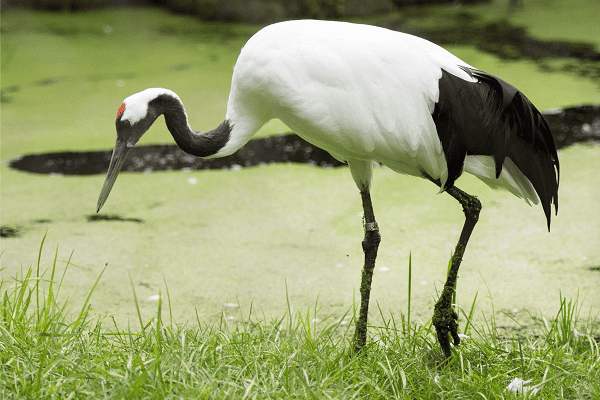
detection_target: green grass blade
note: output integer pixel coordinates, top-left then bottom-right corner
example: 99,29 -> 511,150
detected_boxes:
128,270 -> 144,331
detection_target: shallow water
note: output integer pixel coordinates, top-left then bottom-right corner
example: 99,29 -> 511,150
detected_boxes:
8,105 -> 600,176
379,11 -> 600,83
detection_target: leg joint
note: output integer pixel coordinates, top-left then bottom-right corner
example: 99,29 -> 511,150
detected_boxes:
446,186 -> 482,221
362,229 -> 381,252
463,195 -> 482,221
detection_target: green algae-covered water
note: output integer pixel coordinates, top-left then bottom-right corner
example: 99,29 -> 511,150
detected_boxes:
1,2 -> 599,330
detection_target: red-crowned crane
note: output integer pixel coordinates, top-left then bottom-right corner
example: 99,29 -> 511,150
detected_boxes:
97,20 -> 559,359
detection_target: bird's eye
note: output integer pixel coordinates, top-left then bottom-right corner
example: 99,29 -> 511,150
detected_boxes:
116,118 -> 131,129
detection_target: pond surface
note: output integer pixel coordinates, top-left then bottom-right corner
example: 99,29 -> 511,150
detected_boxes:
7,105 -> 600,176
379,12 -> 600,83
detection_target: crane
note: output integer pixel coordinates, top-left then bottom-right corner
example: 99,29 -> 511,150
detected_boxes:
97,20 -> 559,359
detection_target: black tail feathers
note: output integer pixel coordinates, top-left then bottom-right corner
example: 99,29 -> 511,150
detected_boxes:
433,66 -> 559,229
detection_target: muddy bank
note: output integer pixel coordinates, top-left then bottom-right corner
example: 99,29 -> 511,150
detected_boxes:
7,105 -> 600,176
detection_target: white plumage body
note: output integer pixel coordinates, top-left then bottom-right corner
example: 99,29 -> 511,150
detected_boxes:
221,20 -> 536,203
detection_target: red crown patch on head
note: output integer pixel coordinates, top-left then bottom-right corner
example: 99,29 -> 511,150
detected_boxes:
117,103 -> 126,118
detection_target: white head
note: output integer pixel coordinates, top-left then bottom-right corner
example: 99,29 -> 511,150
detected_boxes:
119,88 -> 180,125
97,88 -> 180,212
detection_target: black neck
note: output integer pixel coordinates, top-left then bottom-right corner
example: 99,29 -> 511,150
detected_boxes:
150,94 -> 231,158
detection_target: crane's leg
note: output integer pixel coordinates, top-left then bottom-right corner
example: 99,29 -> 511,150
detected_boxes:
433,185 -> 481,359
353,189 -> 381,354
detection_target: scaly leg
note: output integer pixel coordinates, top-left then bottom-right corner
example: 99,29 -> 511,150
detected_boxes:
433,185 -> 481,359
353,189 -> 381,354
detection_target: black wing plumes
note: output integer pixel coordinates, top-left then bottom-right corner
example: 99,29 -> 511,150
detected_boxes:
432,66 -> 559,229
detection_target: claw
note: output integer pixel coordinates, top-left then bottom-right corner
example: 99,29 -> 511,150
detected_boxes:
433,306 -> 460,359
435,325 -> 452,359
450,321 -> 461,346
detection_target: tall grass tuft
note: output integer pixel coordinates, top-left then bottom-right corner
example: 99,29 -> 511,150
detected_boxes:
1,237 -> 599,398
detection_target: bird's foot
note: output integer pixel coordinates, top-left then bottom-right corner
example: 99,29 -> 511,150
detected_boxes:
432,303 -> 460,359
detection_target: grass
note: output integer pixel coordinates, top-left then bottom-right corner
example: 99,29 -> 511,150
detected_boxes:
1,239 -> 599,398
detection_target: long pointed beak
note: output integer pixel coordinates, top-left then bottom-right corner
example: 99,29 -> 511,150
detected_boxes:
97,139 -> 132,212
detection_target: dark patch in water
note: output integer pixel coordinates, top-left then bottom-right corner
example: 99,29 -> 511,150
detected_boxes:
7,105 -> 598,176
156,23 -> 249,42
9,134 -> 345,175
1,85 -> 20,103
169,63 -> 193,71
86,72 -> 138,82
87,214 -> 144,223
543,105 -> 600,149
138,281 -> 153,289
34,77 -> 64,86
380,13 -> 600,82
0,226 -> 20,238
